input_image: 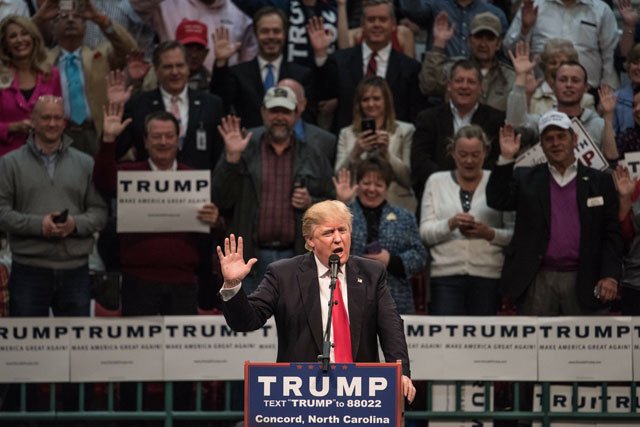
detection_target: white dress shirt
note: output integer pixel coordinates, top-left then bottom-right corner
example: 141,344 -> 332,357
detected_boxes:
362,42 -> 391,78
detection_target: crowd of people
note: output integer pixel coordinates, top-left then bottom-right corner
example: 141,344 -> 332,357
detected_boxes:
1,0 -> 640,421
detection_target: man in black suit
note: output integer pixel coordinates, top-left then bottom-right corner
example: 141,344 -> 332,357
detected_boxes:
309,0 -> 425,133
116,41 -> 224,170
217,200 -> 416,402
411,59 -> 505,202
486,113 -> 622,315
210,6 -> 313,129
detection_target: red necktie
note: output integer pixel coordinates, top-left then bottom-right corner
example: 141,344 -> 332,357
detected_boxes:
366,52 -> 377,77
332,278 -> 353,362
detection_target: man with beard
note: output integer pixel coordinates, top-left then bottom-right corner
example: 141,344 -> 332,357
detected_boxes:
212,86 -> 334,293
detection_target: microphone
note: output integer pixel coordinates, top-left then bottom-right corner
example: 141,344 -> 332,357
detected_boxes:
329,253 -> 340,282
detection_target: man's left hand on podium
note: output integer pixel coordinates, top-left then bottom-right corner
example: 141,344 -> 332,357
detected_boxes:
401,375 -> 415,403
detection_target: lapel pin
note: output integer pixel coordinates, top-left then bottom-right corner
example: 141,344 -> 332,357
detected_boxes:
357,277 -> 363,284
582,176 -> 589,181
386,212 -> 397,221
194,100 -> 200,106
152,100 -> 159,106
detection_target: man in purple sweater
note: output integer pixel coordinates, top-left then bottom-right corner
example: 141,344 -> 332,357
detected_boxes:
486,112 -> 622,315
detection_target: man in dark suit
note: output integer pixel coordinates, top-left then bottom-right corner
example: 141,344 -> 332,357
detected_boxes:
411,59 -> 505,202
308,0 -> 425,133
278,78 -> 337,165
210,6 -> 313,129
486,113 -> 622,315
116,41 -> 224,170
217,200 -> 416,402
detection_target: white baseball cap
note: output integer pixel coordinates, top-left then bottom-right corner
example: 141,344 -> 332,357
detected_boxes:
538,111 -> 572,134
263,87 -> 297,111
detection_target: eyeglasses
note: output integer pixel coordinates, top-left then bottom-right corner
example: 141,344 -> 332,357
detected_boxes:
459,190 -> 472,213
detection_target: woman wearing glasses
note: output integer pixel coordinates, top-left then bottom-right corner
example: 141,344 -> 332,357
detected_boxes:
419,124 -> 514,315
0,15 -> 61,157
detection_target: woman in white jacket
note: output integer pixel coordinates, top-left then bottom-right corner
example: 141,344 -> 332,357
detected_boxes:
335,76 -> 416,212
420,124 -> 514,315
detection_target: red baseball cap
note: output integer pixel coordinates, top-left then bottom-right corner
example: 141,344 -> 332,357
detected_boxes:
176,19 -> 208,47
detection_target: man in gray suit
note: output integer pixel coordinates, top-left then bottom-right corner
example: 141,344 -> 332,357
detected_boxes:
212,86 -> 334,293
278,79 -> 337,166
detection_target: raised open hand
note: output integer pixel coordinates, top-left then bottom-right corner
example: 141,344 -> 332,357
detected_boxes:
332,168 -> 358,203
307,16 -> 332,56
218,115 -> 252,163
499,123 -> 522,160
432,11 -> 454,49
217,234 -> 258,286
106,69 -> 133,104
102,101 -> 132,142
213,26 -> 240,66
508,41 -> 537,77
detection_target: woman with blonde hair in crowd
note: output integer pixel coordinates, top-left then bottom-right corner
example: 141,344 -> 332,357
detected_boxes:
335,75 -> 416,211
0,15 -> 61,157
420,124 -> 514,315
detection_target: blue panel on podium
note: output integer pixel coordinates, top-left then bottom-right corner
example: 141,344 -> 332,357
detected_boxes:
245,362 -> 402,427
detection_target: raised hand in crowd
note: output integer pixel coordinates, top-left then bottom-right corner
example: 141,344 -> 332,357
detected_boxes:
126,51 -> 151,83
217,115 -> 252,163
213,26 -> 241,67
217,234 -> 258,287
617,0 -> 639,31
106,70 -> 133,105
332,168 -> 357,203
102,101 -> 132,143
32,0 -> 60,23
508,41 -> 537,85
617,0 -> 639,56
197,203 -> 220,227
520,0 -> 538,36
499,123 -> 521,160
598,84 -> 617,116
307,16 -> 332,58
613,164 -> 638,220
432,11 -> 455,50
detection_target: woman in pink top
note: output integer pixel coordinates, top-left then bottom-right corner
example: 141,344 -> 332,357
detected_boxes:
0,15 -> 61,156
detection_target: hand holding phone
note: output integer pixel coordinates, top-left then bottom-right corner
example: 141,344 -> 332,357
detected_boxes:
361,118 -> 376,133
52,209 -> 69,224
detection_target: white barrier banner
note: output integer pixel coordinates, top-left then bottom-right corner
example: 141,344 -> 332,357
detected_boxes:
0,318 -> 69,383
537,317 -> 633,381
532,385 -> 640,427
403,316 -> 538,380
69,317 -> 164,382
164,316 -> 277,381
117,170 -> 210,233
430,382 -> 494,427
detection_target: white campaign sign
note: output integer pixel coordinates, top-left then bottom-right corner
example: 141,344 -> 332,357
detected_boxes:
537,317 -> 633,381
164,317 -> 277,381
403,316 -> 538,381
623,151 -> 640,179
68,317 -> 164,382
0,318 -> 70,383
117,170 -> 210,233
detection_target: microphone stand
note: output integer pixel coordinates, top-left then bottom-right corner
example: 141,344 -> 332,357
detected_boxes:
318,274 -> 337,373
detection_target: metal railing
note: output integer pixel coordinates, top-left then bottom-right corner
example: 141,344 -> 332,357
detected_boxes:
2,381 -> 639,426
